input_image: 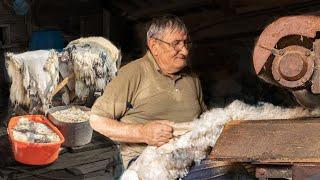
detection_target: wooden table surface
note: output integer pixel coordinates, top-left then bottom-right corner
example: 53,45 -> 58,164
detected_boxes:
0,131 -> 123,180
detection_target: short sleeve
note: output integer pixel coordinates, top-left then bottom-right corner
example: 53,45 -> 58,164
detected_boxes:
91,62 -> 142,120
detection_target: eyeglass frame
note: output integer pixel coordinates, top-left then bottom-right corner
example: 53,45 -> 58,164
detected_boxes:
151,37 -> 192,51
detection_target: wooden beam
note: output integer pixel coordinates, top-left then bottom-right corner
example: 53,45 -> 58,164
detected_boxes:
49,73 -> 75,100
109,1 -> 137,14
191,14 -> 269,41
127,0 -> 147,8
102,9 -> 110,38
213,0 -> 236,16
139,0 -> 153,7
189,0 -> 320,42
233,0 -> 312,14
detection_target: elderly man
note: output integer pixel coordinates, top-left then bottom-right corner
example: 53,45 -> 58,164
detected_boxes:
90,15 -> 206,168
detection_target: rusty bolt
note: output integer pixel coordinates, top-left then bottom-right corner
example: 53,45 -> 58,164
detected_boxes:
305,51 -> 311,57
271,49 -> 278,55
257,168 -> 267,176
303,78 -> 309,83
274,76 -> 281,81
278,49 -> 285,56
300,77 -> 309,84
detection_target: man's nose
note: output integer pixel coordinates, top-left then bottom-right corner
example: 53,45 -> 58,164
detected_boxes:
180,45 -> 189,56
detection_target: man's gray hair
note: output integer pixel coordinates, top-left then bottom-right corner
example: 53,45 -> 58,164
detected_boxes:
146,15 -> 188,40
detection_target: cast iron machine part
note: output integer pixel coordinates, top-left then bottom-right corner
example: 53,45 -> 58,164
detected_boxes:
253,15 -> 320,108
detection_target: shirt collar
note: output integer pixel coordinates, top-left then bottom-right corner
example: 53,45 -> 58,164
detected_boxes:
146,51 -> 161,72
146,50 -> 190,80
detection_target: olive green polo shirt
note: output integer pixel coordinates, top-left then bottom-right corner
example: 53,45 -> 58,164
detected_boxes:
91,51 -> 206,168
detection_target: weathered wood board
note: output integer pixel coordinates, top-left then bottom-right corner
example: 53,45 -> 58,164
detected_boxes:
211,118 -> 320,163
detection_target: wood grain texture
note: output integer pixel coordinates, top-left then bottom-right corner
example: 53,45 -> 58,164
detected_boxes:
211,118 -> 320,163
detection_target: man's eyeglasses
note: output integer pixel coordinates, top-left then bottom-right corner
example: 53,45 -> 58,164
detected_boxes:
152,37 -> 192,51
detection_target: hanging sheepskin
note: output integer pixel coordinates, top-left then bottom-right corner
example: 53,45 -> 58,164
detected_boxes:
121,100 -> 320,180
6,50 -> 59,113
59,37 -> 121,101
6,37 -> 121,113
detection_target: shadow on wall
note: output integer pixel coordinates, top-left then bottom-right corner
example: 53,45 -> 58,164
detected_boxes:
189,41 -> 298,109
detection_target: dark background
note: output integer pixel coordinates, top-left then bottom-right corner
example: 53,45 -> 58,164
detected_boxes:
2,0 -> 319,122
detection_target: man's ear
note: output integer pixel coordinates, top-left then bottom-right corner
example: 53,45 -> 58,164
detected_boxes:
148,38 -> 158,56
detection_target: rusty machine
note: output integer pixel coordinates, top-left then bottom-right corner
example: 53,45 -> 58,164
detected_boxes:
253,15 -> 320,108
209,16 -> 320,180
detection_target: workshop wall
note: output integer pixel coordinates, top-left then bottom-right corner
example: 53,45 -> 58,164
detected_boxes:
2,0 -> 320,116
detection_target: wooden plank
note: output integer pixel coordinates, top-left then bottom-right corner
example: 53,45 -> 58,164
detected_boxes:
211,118 -> 320,163
49,73 -> 75,100
132,0 -> 152,8
189,1 -> 320,41
109,1 -> 137,14
102,9 -> 110,38
233,0 -> 312,14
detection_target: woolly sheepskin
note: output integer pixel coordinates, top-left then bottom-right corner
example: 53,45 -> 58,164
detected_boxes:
60,37 -> 121,100
121,100 -> 320,180
67,37 -> 121,65
6,37 -> 121,113
6,50 -> 59,113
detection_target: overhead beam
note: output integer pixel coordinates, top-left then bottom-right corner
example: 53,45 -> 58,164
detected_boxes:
233,0 -> 311,14
217,0 -> 236,16
109,1 -> 138,14
130,0 -> 216,19
130,0 -> 150,8
190,0 -> 320,36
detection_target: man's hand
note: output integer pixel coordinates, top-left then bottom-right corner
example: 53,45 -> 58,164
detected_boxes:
141,120 -> 174,147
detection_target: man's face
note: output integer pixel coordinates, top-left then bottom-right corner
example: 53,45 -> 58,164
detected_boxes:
150,28 -> 189,74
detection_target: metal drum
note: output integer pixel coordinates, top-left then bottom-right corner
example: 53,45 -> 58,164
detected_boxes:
47,106 -> 92,147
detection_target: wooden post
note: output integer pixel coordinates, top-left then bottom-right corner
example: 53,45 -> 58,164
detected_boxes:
102,9 -> 110,39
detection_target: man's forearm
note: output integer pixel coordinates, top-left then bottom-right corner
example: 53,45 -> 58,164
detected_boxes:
90,115 -> 145,143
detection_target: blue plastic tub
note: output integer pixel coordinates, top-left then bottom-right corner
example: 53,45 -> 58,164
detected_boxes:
29,29 -> 64,51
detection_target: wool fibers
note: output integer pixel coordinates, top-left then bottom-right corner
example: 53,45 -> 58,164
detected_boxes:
6,50 -> 59,113
59,37 -> 121,101
122,100 -> 320,180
